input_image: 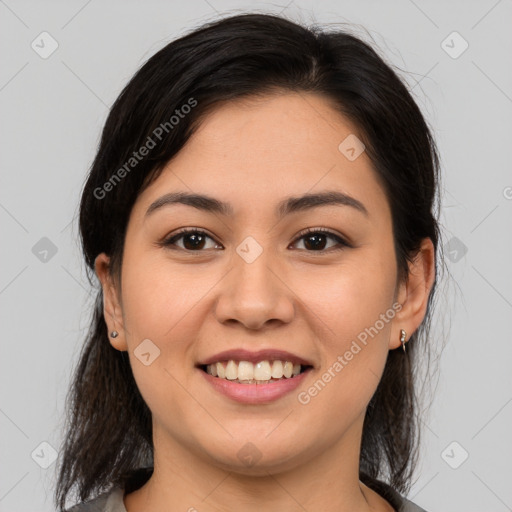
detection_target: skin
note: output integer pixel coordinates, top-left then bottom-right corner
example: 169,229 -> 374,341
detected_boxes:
96,92 -> 435,512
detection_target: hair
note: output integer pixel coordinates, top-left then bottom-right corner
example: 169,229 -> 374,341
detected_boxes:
55,12 -> 442,510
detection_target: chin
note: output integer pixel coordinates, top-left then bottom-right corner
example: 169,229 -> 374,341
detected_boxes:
204,444 -> 308,477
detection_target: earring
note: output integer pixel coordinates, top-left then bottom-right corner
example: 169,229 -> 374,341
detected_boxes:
110,331 -> 119,338
400,329 -> 407,353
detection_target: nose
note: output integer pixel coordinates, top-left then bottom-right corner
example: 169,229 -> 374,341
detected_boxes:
214,248 -> 295,330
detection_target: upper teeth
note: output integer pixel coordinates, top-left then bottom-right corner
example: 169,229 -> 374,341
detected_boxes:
206,360 -> 302,381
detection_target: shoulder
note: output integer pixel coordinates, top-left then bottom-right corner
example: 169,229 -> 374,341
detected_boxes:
64,486 -> 126,512
364,477 -> 429,512
64,467 -> 152,512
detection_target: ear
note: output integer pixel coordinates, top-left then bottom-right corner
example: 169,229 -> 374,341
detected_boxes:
390,238 -> 436,350
95,253 -> 128,351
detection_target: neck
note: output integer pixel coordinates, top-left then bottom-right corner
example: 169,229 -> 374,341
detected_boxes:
123,417 -> 392,512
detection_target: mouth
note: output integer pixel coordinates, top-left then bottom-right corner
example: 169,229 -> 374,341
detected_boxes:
198,360 -> 314,404
197,360 -> 314,384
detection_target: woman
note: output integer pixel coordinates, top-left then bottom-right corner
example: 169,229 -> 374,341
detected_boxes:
56,12 -> 441,512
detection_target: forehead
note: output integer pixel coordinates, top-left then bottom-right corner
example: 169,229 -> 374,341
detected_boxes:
135,92 -> 390,223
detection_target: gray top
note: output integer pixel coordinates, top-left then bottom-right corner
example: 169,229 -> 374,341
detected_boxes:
65,487 -> 123,512
65,481 -> 428,512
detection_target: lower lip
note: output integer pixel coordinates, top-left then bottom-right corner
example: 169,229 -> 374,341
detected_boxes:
199,367 -> 312,404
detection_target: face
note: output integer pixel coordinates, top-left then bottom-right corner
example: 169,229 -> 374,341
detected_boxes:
99,92 -> 418,475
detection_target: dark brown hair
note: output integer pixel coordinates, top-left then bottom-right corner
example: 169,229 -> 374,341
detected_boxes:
55,12 -> 442,510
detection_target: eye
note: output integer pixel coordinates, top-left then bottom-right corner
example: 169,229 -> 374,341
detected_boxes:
161,228 -> 221,251
290,227 -> 350,252
161,227 -> 350,252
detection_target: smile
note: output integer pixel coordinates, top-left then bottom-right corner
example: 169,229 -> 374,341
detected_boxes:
201,359 -> 311,384
196,349 -> 314,402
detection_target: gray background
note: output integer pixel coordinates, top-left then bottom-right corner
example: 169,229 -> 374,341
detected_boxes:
1,0 -> 511,511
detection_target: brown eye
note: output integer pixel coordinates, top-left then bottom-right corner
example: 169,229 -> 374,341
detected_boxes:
161,227 -> 349,253
163,229 -> 221,251
291,228 -> 349,252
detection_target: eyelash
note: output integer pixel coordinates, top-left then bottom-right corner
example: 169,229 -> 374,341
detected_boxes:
161,227 -> 350,253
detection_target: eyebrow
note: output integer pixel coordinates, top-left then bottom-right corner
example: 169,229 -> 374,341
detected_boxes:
145,190 -> 369,219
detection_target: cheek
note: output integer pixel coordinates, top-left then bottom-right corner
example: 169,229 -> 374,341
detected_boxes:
118,256 -> 203,423
120,254 -> 209,340
296,298 -> 395,442
118,253 -> 215,413
295,246 -> 397,345
294,248 -> 397,413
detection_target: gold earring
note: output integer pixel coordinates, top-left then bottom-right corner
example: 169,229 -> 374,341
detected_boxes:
400,329 -> 407,353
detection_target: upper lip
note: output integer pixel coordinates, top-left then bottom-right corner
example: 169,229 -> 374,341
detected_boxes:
197,349 -> 314,367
